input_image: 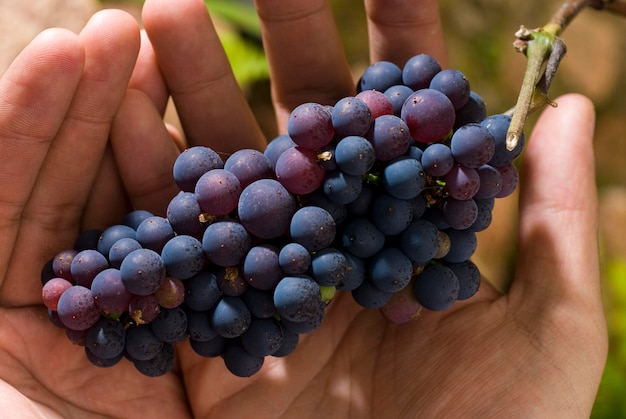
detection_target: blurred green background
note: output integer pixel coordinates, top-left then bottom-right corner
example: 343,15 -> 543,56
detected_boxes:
1,0 -> 624,416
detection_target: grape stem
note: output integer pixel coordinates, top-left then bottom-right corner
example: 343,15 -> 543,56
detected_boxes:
505,0 -> 625,150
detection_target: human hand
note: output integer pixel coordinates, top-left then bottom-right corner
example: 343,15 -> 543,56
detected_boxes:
0,0 -> 607,418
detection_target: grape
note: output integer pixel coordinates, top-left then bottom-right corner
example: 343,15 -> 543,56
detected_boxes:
450,123 -> 495,168
443,198 -> 479,230
42,277 -> 73,310
240,318 -> 285,357
369,192 -> 414,236
66,328 -> 87,346
454,91 -> 487,129
85,348 -> 123,368
278,242 -> 311,275
445,164 -> 480,200
273,275 -> 322,322
151,306 -> 188,343
309,247 -> 348,287
125,324 -> 164,361
402,54 -> 441,90
173,146 -> 224,192
400,219 -> 441,263
355,89 -> 394,119
222,340 -> 264,378
122,210 -> 154,230
384,84 -> 414,116
129,294 -> 161,325
481,114 -> 525,167
186,310 -> 218,342
184,271 -> 221,312
194,168 -> 242,217
216,266 -> 249,296
238,179 -> 297,239
91,268 -> 133,314
57,285 -> 100,331
69,249 -> 109,288
442,228 -> 477,263
429,69 -> 471,110
323,169 -> 362,205
210,296 -> 252,338
345,186 -> 376,217
264,134 -> 296,170
469,198 -> 494,232
74,229 -> 103,252
272,330 -> 299,357
299,188 -> 347,224
133,342 -> 175,377
380,280 -> 423,325
97,225 -> 136,260
367,114 -> 412,161
202,220 -> 251,267
331,96 -> 372,137
190,336 -> 227,358
85,317 -> 126,360
41,259 -> 56,286
423,206 -> 450,230
445,260 -> 481,300
421,143 -> 455,177
108,238 -> 142,270
352,280 -> 393,309
335,252 -> 366,292
359,60 -> 403,92
153,276 -> 185,309
413,264 -> 460,311
495,163 -> 519,198
241,287 -> 277,319
369,247 -> 413,293
120,248 -> 166,296
401,89 -> 455,143
341,217 -> 385,258
223,148 -> 273,188
161,235 -> 204,280
289,206 -> 336,252
287,102 -> 334,150
243,244 -> 283,290
166,191 -> 206,239
382,156 -> 426,200
334,135 -> 376,176
47,308 -> 65,329
279,301 -> 325,334
136,216 -> 175,253
474,164 -> 503,199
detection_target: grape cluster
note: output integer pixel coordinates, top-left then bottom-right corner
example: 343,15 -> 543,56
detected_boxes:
41,54 -> 523,378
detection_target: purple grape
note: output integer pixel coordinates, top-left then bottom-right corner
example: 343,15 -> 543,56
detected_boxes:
355,89 -> 394,119
129,294 -> 161,325
443,198 -> 479,230
120,248 -> 166,296
402,54 -> 442,90
359,60 -> 403,92
57,285 -> 100,331
173,146 -> 224,192
401,89 -> 455,144
287,102 -> 334,150
223,148 -> 274,189
495,163 -> 519,198
216,266 -> 249,296
108,237 -> 142,270
264,134 -> 296,170
367,114 -> 412,161
202,220 -> 250,267
275,146 -> 325,195
429,68 -> 471,110
91,268 -> 133,314
194,168 -> 242,217
474,164 -> 503,199
445,165 -> 480,200
331,96 -> 372,137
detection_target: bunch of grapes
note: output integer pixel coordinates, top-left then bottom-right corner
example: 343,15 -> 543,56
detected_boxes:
41,54 -> 523,378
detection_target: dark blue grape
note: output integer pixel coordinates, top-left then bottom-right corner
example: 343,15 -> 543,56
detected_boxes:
194,168 -> 242,217
85,347 -> 123,368
70,249 -> 109,288
450,123 -> 495,168
273,275 -> 322,322
359,60 -> 403,92
161,235 -> 204,280
108,237 -> 142,270
309,247 -> 348,287
323,169 -> 362,205
469,198 -> 494,232
384,84 -> 414,116
278,242 -> 311,275
289,206 -> 336,252
216,266 -> 249,296
495,163 -> 519,198
369,192 -> 414,235
421,143 -> 455,177
345,186 -> 376,217
136,216 -> 175,253
382,156 -> 426,200
335,252 -> 366,292
74,229 -> 103,252
122,210 -> 154,230
190,336 -> 227,358
400,219 -> 441,263
264,134 -> 296,170
429,69 -> 471,110
445,260 -> 481,300
341,217 -> 385,258
120,248 -> 166,296
272,330 -> 299,357
402,54 -> 441,90
240,318 -> 284,357
367,114 -> 412,161
128,294 -> 161,325
202,220 -> 250,267
454,91 -> 487,129
125,324 -> 164,361
166,191 -> 206,239
299,188 -> 347,225
222,340 -> 264,377
238,179 -> 297,239
445,164 -> 480,201
173,146 -> 224,192
241,287 -> 277,319
279,300 -> 325,334
369,247 -> 413,293
85,317 -> 126,360
224,148 -> 273,189
413,264 -> 460,311
133,342 -> 175,377
210,296 -> 252,338
151,306 -> 188,343
243,244 -> 282,290
443,198 -> 479,230
334,135 -> 376,176
352,280 -> 393,309
442,228 -> 477,263
481,114 -> 525,167
185,310 -> 218,342
475,164 -> 503,199
331,96 -> 372,137
184,271 -> 221,312
97,225 -> 136,257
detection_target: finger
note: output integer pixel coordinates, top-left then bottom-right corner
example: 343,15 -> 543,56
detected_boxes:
128,30 -> 170,116
110,88 -> 181,216
3,10 -> 140,306
254,0 -> 355,129
512,94 -> 599,310
364,0 -> 449,67
0,28 -> 84,293
142,0 -> 266,154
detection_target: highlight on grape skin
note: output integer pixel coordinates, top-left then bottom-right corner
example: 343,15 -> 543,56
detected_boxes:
41,53 -> 522,378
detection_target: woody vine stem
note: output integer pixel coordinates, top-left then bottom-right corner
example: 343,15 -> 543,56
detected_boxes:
505,0 -> 626,150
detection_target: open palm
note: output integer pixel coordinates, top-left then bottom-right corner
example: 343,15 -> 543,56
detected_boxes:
0,0 -> 606,418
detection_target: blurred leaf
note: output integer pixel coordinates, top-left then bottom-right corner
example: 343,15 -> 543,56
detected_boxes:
205,0 -> 261,38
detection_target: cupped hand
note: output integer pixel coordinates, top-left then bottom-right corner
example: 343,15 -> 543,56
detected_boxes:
0,0 -> 607,418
